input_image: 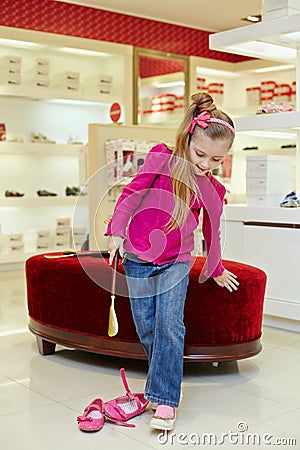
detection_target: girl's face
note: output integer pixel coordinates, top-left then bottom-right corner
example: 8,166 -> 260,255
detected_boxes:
189,132 -> 231,176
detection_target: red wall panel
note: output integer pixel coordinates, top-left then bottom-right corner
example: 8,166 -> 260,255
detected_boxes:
1,0 -> 249,63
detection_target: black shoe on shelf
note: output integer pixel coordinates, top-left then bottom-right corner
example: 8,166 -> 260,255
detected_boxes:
66,186 -> 87,196
5,190 -> 25,197
66,186 -> 77,196
37,190 -> 58,197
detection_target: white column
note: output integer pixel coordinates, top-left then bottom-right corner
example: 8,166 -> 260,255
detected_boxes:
296,49 -> 300,194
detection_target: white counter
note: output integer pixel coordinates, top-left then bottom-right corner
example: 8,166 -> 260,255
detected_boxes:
223,204 -> 300,224
221,204 -> 300,331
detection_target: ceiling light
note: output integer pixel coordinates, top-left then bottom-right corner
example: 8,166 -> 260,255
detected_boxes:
59,47 -> 108,57
241,15 -> 262,23
196,67 -> 239,78
280,31 -> 300,43
0,38 -> 41,49
253,64 -> 295,73
224,41 -> 296,62
154,81 -> 185,88
48,98 -> 105,106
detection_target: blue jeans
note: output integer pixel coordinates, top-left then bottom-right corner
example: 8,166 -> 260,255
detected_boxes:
123,254 -> 190,407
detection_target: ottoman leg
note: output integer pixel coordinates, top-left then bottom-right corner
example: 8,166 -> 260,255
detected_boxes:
36,336 -> 56,355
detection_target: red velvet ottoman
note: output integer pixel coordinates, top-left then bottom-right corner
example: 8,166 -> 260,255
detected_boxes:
25,253 -> 266,363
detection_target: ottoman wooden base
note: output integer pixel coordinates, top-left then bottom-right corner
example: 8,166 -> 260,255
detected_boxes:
26,253 -> 266,363
29,319 -> 262,362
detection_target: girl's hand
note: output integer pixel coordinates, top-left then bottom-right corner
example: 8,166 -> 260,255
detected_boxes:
108,235 -> 124,265
213,269 -> 239,292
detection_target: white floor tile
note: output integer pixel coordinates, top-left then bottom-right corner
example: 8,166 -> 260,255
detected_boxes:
0,331 -> 38,364
0,348 -> 148,402
0,379 -> 54,416
261,326 -> 300,349
184,345 -> 300,408
0,403 -> 156,450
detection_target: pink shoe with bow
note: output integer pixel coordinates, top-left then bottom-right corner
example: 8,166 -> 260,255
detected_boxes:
77,398 -> 104,432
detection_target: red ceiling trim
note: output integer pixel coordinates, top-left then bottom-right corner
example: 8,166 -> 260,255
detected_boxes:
1,0 -> 249,63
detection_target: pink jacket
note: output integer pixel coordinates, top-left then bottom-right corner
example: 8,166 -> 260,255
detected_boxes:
106,144 -> 226,278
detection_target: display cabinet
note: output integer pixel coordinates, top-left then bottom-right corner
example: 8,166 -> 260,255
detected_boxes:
87,124 -> 177,250
0,26 -> 133,268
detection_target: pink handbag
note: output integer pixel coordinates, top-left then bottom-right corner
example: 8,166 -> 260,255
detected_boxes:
103,368 -> 149,428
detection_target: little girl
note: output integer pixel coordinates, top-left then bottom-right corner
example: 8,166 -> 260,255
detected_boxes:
106,92 -> 239,431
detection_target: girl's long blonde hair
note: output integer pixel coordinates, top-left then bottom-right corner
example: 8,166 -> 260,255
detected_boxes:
166,92 -> 234,233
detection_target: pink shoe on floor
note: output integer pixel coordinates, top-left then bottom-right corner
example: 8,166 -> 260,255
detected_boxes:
77,398 -> 104,432
103,368 -> 149,427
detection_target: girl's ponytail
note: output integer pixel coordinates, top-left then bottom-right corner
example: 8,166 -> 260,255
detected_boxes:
191,92 -> 217,114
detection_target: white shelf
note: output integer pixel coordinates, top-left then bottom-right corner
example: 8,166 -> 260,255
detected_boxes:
0,84 -> 118,105
233,148 -> 295,156
0,142 -> 85,156
0,196 -> 84,207
234,111 -> 300,132
0,248 -> 74,266
224,204 -> 300,224
209,12 -> 300,63
0,249 -> 48,265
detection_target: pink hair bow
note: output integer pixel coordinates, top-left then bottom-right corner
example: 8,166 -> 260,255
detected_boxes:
189,111 -> 211,134
189,110 -> 235,135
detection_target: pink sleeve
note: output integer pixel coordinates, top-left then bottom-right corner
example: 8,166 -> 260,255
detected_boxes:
200,176 -> 226,280
106,144 -> 171,238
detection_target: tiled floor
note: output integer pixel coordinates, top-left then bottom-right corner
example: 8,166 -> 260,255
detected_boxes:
0,269 -> 299,450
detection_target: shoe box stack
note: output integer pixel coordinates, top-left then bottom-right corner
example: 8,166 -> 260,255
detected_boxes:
262,0 -> 300,21
0,231 -> 24,254
73,227 -> 88,251
34,58 -> 50,88
6,233 -> 24,253
98,75 -> 113,94
53,71 -> 80,91
246,155 -> 293,207
36,230 -> 51,250
54,218 -> 71,249
84,74 -> 113,94
0,55 -> 21,86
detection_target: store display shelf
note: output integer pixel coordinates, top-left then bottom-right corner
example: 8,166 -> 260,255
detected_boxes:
209,12 -> 300,63
0,249 -> 45,265
0,142 -> 85,156
0,84 -> 118,106
0,196 -> 83,207
234,111 -> 300,133
233,148 -> 295,156
0,248 -> 73,266
223,204 -> 300,224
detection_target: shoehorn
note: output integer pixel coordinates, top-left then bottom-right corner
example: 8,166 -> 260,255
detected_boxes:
108,251 -> 119,337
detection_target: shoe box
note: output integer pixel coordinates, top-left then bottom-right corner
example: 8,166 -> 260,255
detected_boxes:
262,0 -> 300,21
0,232 -> 24,254
34,58 -> 50,88
0,55 -> 21,85
246,155 -> 293,207
52,71 -> 80,91
36,230 -> 51,250
84,74 -> 113,94
55,218 -> 71,249
73,227 -> 87,251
